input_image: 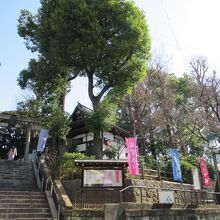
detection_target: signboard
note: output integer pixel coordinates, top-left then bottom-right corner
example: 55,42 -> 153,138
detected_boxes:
216,154 -> 220,171
159,191 -> 175,204
125,137 -> 138,176
171,148 -> 182,182
83,169 -> 123,187
37,129 -> 48,152
199,158 -> 211,188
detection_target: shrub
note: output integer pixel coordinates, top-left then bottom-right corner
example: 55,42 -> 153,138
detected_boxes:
61,152 -> 95,179
138,155 -> 158,170
180,159 -> 194,183
103,146 -> 118,159
206,162 -> 215,180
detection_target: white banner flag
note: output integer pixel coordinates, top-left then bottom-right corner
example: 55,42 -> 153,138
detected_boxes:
192,167 -> 201,190
37,129 -> 48,152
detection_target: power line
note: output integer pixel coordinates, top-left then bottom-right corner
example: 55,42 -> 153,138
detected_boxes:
151,34 -> 202,55
160,0 -> 188,72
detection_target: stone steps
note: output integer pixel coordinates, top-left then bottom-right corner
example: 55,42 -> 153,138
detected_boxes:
8,219 -> 53,220
0,194 -> 45,199
0,208 -> 50,213
0,203 -> 49,208
0,191 -> 53,219
0,199 -> 48,203
0,160 -> 54,219
0,191 -> 44,195
0,213 -> 52,219
0,160 -> 38,191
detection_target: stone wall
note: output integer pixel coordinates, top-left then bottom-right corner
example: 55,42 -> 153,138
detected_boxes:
124,207 -> 220,220
125,179 -> 194,203
63,210 -> 103,220
61,179 -> 220,220
105,203 -> 220,220
62,178 -> 194,204
62,203 -> 220,220
62,178 -> 134,204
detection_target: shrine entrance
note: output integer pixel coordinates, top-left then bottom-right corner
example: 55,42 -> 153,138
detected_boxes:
0,113 -> 39,160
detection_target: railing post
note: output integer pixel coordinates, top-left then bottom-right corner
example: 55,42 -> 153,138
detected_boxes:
80,191 -> 83,208
140,187 -> 143,203
206,191 -> 208,204
214,192 -> 218,204
141,167 -> 144,179
195,191 -> 198,204
59,163 -> 63,180
183,190 -> 186,204
112,190 -> 114,203
45,177 -> 49,191
157,188 -> 159,203
57,205 -> 61,220
37,165 -> 40,174
41,177 -> 44,191
50,183 -> 54,197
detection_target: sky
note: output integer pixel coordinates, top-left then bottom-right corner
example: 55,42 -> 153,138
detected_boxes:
1,0 -> 220,114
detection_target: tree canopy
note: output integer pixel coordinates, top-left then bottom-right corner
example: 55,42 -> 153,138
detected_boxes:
18,0 -> 151,103
18,0 -> 151,158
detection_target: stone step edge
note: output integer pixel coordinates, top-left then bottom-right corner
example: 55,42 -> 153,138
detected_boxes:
0,191 -> 42,193
10,219 -> 54,220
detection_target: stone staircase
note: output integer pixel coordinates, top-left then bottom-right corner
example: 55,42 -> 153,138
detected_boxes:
0,160 -> 53,220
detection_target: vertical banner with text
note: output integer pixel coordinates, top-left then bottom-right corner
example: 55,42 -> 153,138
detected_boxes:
37,129 -> 48,152
199,158 -> 211,188
125,137 -> 138,176
171,148 -> 182,182
191,167 -> 201,190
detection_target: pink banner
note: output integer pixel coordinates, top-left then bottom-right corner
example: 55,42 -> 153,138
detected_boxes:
125,137 -> 138,176
199,158 -> 211,188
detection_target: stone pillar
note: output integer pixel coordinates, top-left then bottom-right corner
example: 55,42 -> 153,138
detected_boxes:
24,123 -> 31,160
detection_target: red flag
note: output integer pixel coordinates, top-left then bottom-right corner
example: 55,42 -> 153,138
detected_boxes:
125,137 -> 138,176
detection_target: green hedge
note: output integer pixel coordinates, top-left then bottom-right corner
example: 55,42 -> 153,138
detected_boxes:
53,152 -> 95,180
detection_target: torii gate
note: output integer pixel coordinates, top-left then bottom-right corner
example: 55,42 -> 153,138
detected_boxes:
0,113 -> 39,160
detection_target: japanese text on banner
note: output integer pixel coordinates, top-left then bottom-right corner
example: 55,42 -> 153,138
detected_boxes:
125,137 -> 138,176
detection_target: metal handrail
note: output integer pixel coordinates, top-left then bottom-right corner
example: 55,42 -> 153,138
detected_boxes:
74,188 -> 116,209
46,177 -> 61,220
119,185 -> 220,205
33,152 -> 45,191
32,152 -> 61,220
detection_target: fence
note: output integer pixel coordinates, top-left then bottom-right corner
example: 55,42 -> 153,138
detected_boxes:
138,168 -> 172,181
73,188 -> 119,209
120,185 -> 220,205
32,154 -> 220,213
67,185 -> 220,210
32,152 -> 61,220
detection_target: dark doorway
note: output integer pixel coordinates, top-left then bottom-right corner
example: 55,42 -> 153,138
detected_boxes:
0,127 -> 25,159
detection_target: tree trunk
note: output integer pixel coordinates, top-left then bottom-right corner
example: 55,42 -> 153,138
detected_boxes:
58,94 -> 67,156
59,94 -> 65,112
57,138 -> 67,156
91,98 -> 104,159
149,129 -> 157,160
93,130 -> 103,159
138,137 -> 145,156
166,122 -> 174,148
137,119 -> 145,156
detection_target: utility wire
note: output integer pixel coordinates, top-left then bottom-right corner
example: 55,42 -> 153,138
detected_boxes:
161,0 -> 188,72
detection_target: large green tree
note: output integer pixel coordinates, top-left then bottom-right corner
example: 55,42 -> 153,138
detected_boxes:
17,56 -> 71,155
18,0 -> 151,158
